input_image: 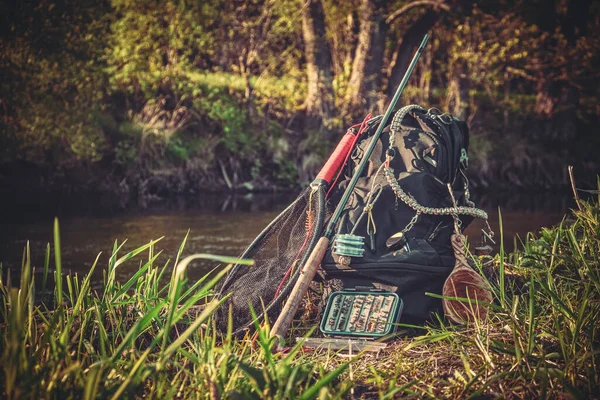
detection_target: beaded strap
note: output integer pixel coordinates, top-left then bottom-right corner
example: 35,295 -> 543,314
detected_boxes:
389,104 -> 425,150
383,167 -> 489,220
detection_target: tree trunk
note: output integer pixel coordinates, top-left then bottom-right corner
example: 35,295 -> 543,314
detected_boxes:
385,10 -> 438,101
446,58 -> 470,120
363,12 -> 387,113
343,0 -> 386,115
239,51 -> 256,120
330,12 -> 357,78
302,0 -> 334,129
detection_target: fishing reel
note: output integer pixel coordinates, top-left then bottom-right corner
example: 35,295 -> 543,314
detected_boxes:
332,234 -> 364,268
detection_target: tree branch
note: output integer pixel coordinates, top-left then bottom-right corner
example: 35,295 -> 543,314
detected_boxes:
386,0 -> 450,24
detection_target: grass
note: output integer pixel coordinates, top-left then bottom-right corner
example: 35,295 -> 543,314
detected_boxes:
0,220 -> 350,399
1,190 -> 599,398
186,71 -> 306,112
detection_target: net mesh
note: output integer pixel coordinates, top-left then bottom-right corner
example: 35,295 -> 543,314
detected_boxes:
215,186 -> 328,334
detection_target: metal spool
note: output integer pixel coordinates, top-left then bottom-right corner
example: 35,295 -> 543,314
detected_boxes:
333,234 -> 365,258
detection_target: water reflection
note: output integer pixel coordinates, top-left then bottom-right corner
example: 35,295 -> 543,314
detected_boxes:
0,191 -> 577,285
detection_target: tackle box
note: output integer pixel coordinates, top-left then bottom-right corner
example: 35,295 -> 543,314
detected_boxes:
320,289 -> 403,339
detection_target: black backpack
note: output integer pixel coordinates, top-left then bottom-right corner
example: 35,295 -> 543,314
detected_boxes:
321,105 -> 484,324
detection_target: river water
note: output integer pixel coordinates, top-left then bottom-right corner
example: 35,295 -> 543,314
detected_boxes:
0,191 -> 573,285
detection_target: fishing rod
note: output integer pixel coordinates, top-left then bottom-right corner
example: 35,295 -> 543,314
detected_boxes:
218,101 -> 379,336
270,33 -> 430,344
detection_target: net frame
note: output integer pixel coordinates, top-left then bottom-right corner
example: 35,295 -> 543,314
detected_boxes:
215,186 -> 327,334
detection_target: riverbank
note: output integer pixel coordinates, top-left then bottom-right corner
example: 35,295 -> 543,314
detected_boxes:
1,187 -> 598,398
2,161 -> 597,218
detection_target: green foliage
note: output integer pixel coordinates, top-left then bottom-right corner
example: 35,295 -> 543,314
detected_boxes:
340,193 -> 600,398
201,93 -> 251,154
0,0 -> 110,166
187,71 -> 305,113
1,0 -> 598,189
106,0 -> 215,94
0,224 -> 354,399
272,159 -> 300,187
164,137 -> 189,163
445,6 -> 545,114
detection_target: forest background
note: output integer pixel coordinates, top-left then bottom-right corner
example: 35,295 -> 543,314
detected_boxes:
1,0 -> 599,207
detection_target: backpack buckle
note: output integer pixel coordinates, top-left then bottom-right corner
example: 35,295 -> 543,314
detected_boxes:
460,148 -> 469,167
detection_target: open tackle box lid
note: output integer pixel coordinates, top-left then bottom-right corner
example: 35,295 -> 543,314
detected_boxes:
320,288 -> 403,339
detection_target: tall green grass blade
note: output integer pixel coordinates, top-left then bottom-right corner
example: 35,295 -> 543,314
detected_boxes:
535,276 -> 576,320
66,274 -> 75,306
5,288 -> 24,399
159,298 -> 225,366
174,229 -> 189,270
161,255 -> 239,354
498,208 -> 505,308
549,222 -> 563,271
112,252 -> 161,301
572,296 -> 589,354
405,332 -> 454,350
155,261 -> 170,294
425,292 -> 495,309
94,305 -> 109,357
60,253 -> 102,345
527,274 -> 537,356
297,360 -> 352,400
53,218 -> 63,307
42,243 -> 50,293
148,238 -> 154,265
109,302 -> 163,363
106,239 -> 127,286
110,347 -> 153,400
248,303 -> 275,366
173,289 -> 215,322
83,365 -> 104,400
113,238 -> 164,270
104,239 -> 162,299
108,239 -> 119,270
21,241 -> 31,294
178,266 -> 218,302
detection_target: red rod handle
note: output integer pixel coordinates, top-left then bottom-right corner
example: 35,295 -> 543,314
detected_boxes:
315,131 -> 356,185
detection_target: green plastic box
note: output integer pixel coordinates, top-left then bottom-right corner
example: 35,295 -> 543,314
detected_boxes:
320,290 -> 403,339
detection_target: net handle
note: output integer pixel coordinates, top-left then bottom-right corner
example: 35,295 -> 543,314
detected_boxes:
315,131 -> 357,185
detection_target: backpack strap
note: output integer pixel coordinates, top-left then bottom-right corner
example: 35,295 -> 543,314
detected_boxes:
384,106 -> 493,237
388,104 -> 425,151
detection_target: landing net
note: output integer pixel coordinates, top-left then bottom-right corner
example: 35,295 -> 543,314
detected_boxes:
215,185 -> 328,334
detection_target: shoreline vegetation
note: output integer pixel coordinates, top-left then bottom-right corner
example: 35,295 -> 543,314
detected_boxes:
1,186 -> 599,398
2,1 -> 600,208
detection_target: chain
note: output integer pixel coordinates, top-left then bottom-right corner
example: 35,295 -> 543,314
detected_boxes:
385,106 -> 490,223
347,104 -> 494,240
383,167 -> 489,220
402,211 -> 421,234
447,183 -> 462,234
